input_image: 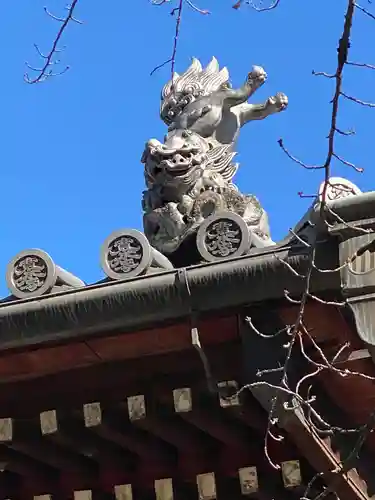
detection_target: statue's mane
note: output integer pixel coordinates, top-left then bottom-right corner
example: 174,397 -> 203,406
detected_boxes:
160,57 -> 230,126
162,57 -> 230,100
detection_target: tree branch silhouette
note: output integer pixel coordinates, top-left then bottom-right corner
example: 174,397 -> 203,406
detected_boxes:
25,0 -> 82,84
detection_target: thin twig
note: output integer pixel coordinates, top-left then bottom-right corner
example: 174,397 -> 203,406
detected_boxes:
25,0 -> 81,84
185,0 -> 210,14
347,61 -> 375,69
150,0 -> 183,76
278,139 -> 324,170
355,2 -> 375,20
233,0 -> 281,11
341,92 -> 375,108
151,0 -> 208,77
333,153 -> 364,173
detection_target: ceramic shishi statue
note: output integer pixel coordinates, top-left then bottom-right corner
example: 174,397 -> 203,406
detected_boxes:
141,57 -> 288,255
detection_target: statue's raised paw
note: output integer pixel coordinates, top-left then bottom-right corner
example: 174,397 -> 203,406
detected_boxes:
247,65 -> 267,86
266,92 -> 288,112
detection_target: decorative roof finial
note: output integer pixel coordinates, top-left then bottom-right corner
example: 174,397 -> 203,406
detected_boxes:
142,57 -> 288,263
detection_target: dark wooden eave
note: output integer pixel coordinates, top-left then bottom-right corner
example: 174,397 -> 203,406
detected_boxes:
0,302 -> 372,499
0,314 -> 315,499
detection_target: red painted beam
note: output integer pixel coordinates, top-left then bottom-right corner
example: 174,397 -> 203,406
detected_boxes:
0,315 -> 239,384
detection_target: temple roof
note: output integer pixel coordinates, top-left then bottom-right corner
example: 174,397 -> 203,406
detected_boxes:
0,184 -> 374,350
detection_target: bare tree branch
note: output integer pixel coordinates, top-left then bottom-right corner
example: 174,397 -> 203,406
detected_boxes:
355,2 -> 375,20
150,0 -> 209,77
278,139 -> 324,170
341,92 -> 375,107
25,0 -> 82,84
320,0 -> 355,200
234,3 -> 375,487
347,60 -> 375,69
233,0 -> 281,11
150,0 -> 184,77
332,152 -> 364,172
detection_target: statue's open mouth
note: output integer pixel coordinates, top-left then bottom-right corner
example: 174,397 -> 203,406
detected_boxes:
149,157 -> 201,190
162,160 -> 192,175
152,149 -> 201,177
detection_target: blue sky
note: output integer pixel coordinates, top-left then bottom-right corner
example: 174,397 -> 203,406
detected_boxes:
0,0 -> 374,297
